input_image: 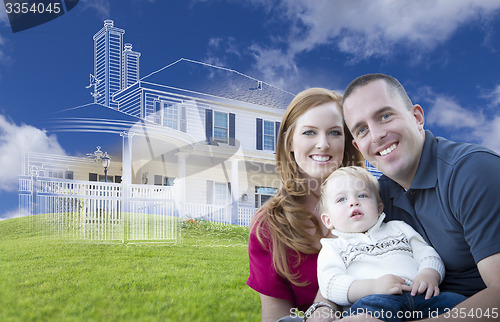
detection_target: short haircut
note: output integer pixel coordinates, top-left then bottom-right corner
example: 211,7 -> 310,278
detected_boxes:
319,166 -> 382,215
342,73 -> 413,110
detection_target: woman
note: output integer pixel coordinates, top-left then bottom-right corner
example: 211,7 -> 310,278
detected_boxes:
247,88 -> 364,321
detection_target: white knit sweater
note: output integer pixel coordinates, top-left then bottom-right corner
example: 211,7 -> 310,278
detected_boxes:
317,213 -> 445,306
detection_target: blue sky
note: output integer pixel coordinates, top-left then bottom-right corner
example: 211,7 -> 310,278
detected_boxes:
1,0 -> 500,219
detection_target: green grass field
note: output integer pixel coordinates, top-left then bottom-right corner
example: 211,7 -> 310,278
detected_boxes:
0,216 -> 261,321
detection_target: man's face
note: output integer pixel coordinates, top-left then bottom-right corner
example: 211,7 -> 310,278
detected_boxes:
343,79 -> 425,189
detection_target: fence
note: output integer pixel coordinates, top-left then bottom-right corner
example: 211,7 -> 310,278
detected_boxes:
19,176 -> 179,242
19,176 -> 259,242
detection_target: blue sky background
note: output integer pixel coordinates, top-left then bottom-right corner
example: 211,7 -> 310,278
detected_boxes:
1,0 -> 500,219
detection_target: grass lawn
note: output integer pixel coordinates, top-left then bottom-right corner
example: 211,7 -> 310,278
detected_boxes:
0,216 -> 261,321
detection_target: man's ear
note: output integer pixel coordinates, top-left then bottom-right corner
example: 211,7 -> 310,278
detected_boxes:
412,104 -> 425,131
352,139 -> 360,151
378,202 -> 384,215
321,213 -> 334,230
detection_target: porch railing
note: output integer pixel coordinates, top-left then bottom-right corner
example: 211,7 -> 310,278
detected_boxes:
19,176 -> 258,242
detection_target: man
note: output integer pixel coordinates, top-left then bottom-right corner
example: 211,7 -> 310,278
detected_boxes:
341,73 -> 500,321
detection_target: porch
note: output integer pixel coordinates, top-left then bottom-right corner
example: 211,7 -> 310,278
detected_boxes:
19,176 -> 258,242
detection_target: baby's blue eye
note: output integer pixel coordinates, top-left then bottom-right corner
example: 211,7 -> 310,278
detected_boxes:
336,197 -> 346,203
303,130 -> 315,135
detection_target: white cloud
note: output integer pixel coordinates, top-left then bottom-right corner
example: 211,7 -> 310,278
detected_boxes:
248,44 -> 298,91
0,2 -> 10,65
481,84 -> 500,107
0,207 -> 23,221
0,114 -> 66,192
476,116 -> 500,153
426,92 -> 500,153
80,0 -> 111,18
205,37 -> 242,67
245,0 -> 500,89
427,96 -> 485,129
282,0 -> 500,58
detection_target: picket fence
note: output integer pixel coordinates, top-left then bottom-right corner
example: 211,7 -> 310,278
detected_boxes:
18,176 -> 257,242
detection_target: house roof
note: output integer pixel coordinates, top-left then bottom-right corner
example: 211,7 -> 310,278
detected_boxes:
140,58 -> 295,110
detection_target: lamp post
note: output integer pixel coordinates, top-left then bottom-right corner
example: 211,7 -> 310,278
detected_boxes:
102,152 -> 110,182
87,146 -> 112,182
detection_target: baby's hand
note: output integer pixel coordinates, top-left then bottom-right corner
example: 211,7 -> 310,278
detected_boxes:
373,274 -> 411,295
411,268 -> 440,299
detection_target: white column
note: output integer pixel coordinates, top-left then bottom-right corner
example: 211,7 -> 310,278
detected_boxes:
120,131 -> 135,184
176,152 -> 187,218
120,131 -> 135,243
231,158 -> 239,225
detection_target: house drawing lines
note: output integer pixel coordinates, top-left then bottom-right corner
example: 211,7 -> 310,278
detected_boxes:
20,19 -> 294,243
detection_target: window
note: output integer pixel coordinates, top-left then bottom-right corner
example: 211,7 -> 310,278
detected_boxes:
214,182 -> 228,205
205,109 -> 235,146
89,173 -> 98,181
255,186 -> 278,208
257,118 -> 280,151
154,100 -> 187,132
65,171 -> 74,180
213,111 -> 228,143
154,175 -> 175,186
48,170 -> 63,178
263,120 -> 275,151
164,177 -> 175,186
163,103 -> 178,129
206,180 -> 230,204
99,175 -> 113,183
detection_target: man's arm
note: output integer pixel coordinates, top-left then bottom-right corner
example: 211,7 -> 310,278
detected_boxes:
432,253 -> 500,321
338,255 -> 500,322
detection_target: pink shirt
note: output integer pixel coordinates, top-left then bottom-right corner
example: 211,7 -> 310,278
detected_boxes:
247,220 -> 319,311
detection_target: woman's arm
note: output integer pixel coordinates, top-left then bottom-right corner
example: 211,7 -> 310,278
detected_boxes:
260,294 -> 295,322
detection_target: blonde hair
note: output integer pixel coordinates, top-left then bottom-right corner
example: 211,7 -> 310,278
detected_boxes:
251,88 -> 365,286
319,166 -> 382,216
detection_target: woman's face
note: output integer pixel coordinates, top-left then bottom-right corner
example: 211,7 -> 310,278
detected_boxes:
290,102 -> 345,181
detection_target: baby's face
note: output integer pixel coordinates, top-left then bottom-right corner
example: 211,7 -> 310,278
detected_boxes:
321,175 -> 381,233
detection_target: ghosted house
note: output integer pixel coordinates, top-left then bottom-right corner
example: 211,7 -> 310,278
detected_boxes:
20,20 -> 295,226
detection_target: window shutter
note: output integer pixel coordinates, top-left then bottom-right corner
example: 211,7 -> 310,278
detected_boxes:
206,180 -> 214,204
256,118 -> 263,150
89,173 -> 98,181
229,113 -> 235,146
205,109 -> 213,144
154,100 -> 161,125
180,104 -> 187,133
154,175 -> 163,186
275,121 -> 280,151
227,182 -> 232,202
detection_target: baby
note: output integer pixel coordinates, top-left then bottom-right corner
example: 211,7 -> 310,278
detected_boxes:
317,166 -> 465,321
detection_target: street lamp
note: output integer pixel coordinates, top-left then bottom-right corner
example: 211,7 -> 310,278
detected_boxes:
102,152 -> 110,182
87,146 -> 112,182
